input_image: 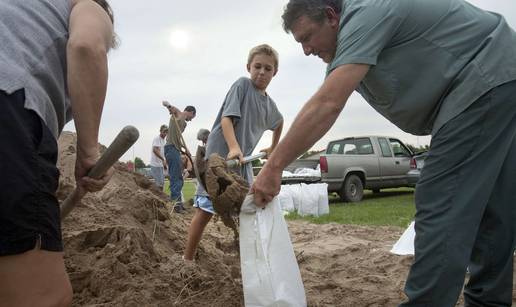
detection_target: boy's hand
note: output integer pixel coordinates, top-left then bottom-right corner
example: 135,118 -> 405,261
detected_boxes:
227,147 -> 244,163
259,147 -> 272,159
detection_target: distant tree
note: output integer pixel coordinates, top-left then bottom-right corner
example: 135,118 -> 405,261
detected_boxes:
134,157 -> 146,169
251,159 -> 263,167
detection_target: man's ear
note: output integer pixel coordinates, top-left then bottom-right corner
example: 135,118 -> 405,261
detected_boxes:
246,63 -> 251,73
273,68 -> 278,77
326,7 -> 339,27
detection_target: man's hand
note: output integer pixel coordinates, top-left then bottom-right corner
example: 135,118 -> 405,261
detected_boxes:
75,151 -> 114,198
227,147 -> 244,163
162,159 -> 168,170
250,163 -> 282,207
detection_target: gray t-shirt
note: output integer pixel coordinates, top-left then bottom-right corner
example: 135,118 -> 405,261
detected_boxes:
196,77 -> 283,196
0,0 -> 71,140
328,0 -> 516,136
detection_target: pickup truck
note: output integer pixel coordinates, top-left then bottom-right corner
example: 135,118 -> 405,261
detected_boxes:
282,135 -> 414,202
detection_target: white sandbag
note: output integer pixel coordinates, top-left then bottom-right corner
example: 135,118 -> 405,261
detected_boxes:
390,221 -> 415,255
287,184 -> 302,211
240,195 -> 306,307
316,183 -> 329,216
297,183 -> 319,217
278,185 -> 295,212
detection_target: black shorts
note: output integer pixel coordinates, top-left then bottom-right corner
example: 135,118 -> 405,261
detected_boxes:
0,89 -> 62,256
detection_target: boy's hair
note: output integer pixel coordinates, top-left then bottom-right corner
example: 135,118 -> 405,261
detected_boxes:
282,0 -> 343,33
184,105 -> 196,116
247,44 -> 279,71
91,0 -> 119,48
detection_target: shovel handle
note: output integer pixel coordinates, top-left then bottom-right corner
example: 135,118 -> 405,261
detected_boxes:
60,125 -> 139,219
226,152 -> 266,168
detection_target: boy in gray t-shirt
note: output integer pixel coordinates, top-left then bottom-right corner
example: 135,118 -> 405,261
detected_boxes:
183,44 -> 284,261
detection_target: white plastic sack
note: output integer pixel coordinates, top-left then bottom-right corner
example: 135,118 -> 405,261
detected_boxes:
315,183 -> 329,216
390,221 -> 415,255
297,183 -> 319,216
278,185 -> 295,213
240,195 -> 306,307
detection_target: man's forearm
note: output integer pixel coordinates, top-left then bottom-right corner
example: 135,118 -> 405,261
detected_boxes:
153,147 -> 165,161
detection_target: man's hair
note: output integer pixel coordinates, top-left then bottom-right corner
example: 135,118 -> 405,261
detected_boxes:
184,105 -> 196,116
160,124 -> 168,132
196,129 -> 210,142
282,0 -> 343,33
247,44 -> 279,70
91,0 -> 119,48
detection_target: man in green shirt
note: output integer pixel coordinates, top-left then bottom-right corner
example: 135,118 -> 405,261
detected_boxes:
163,102 -> 196,212
252,0 -> 516,305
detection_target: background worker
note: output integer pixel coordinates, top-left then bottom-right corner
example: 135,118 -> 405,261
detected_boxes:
252,0 -> 516,306
149,124 -> 168,191
163,103 -> 196,213
0,0 -> 117,306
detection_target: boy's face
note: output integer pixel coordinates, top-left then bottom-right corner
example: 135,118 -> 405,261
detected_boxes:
247,54 -> 277,92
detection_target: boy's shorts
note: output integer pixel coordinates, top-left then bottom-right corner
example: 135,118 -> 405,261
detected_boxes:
193,195 -> 215,214
0,89 -> 63,256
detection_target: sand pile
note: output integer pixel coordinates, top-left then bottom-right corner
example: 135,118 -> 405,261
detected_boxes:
57,132 -> 515,306
57,132 -> 243,306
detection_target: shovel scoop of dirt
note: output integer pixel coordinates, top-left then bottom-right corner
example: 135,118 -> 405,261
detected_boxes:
204,153 -> 249,236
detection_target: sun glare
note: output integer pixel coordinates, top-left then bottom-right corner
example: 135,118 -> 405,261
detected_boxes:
169,29 -> 190,51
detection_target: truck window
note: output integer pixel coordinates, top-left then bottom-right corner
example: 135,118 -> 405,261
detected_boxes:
389,139 -> 411,157
343,143 -> 357,154
378,138 -> 392,157
328,142 -> 343,154
355,138 -> 374,155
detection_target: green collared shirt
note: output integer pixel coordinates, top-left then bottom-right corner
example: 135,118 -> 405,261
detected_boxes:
328,0 -> 516,135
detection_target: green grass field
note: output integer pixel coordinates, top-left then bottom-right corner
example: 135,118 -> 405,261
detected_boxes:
285,188 -> 416,228
172,180 -> 416,228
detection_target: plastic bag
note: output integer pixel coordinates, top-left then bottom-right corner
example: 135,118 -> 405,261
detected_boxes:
390,221 -> 415,255
240,195 -> 306,307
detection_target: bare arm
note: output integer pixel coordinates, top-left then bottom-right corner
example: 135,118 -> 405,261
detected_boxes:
153,147 -> 165,161
260,120 -> 284,159
68,0 -> 114,192
221,116 -> 243,161
251,64 -> 370,206
163,101 -> 181,117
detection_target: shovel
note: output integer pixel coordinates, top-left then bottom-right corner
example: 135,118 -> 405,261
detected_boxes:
195,150 -> 266,192
60,125 -> 139,220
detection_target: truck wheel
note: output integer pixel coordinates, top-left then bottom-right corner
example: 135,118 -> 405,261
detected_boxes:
339,174 -> 364,202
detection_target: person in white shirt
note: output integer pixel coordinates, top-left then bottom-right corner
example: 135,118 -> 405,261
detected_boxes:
149,124 -> 168,190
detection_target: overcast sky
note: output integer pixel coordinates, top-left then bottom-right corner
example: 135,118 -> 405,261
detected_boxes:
63,0 -> 516,164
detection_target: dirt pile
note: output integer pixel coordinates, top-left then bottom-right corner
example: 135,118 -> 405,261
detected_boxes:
57,132 -> 243,306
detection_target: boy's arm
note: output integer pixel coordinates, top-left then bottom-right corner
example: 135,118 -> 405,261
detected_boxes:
260,120 -> 284,159
221,116 -> 243,162
68,0 -> 114,194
